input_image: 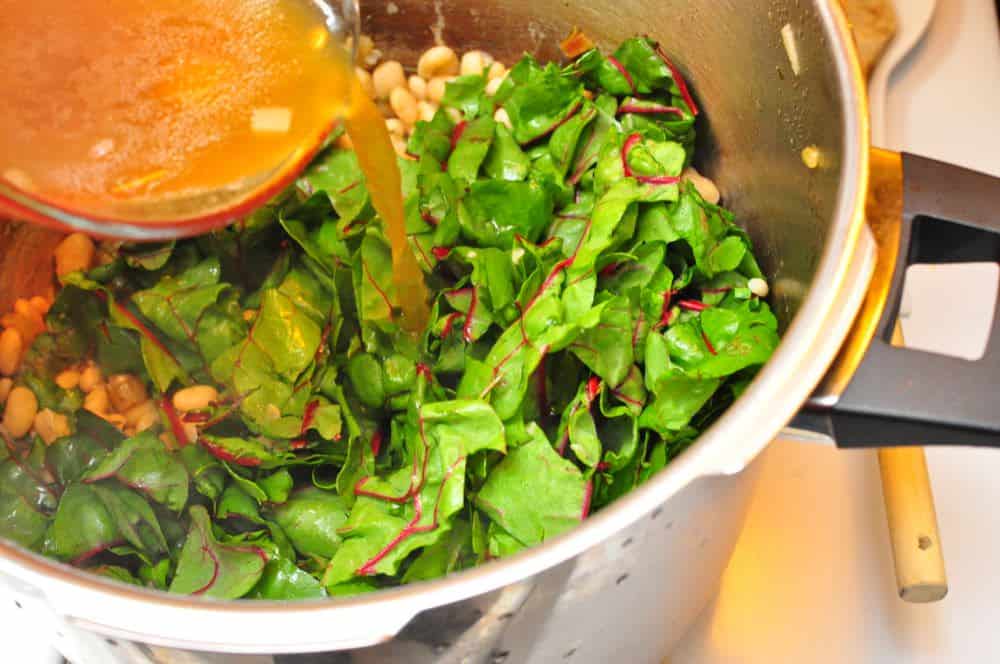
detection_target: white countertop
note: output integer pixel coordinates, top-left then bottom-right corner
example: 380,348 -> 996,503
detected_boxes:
674,0 -> 1000,661
4,2 -> 998,663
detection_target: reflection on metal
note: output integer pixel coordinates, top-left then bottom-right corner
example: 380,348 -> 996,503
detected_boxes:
777,426 -> 836,446
812,148 -> 903,406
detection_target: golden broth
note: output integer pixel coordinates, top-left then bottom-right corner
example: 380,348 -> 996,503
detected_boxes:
0,0 -> 428,326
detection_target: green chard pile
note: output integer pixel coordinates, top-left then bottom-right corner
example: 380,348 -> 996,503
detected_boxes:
0,38 -> 779,598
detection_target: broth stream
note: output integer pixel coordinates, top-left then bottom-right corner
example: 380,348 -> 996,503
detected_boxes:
0,0 -> 429,328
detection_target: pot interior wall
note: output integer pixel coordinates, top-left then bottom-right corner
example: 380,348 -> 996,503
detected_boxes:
364,0 -> 849,327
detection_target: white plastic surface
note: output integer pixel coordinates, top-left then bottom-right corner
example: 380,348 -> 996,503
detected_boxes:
867,0 -> 937,146
0,594 -> 62,664
674,1 -> 1000,662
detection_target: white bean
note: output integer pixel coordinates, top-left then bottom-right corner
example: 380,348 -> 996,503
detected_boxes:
103,414 -> 127,430
386,118 -> 406,136
55,369 -> 81,390
418,46 -> 459,80
182,422 -> 200,444
54,233 -> 96,278
14,299 -> 33,318
3,386 -> 38,438
372,61 -> 407,100
391,134 -> 410,158
485,77 -> 504,97
427,77 -> 451,104
390,87 -> 420,127
460,50 -> 491,76
487,62 -> 507,81
134,407 -> 160,433
0,327 -> 23,376
494,108 -> 512,129
417,101 -> 438,123
173,385 -> 218,413
107,373 -> 148,413
84,385 -> 110,415
801,145 -> 821,170
354,67 -> 375,99
33,408 -> 70,445
682,167 -> 721,205
748,278 -> 771,299
14,302 -> 43,328
408,75 -> 428,101
124,400 -> 158,428
79,365 -> 103,393
356,34 -> 375,63
11,300 -> 45,340
29,296 -> 51,315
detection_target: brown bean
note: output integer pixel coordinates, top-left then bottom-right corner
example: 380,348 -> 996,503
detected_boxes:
3,386 -> 38,438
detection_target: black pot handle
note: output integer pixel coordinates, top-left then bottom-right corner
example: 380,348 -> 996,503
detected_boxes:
803,152 -> 1000,448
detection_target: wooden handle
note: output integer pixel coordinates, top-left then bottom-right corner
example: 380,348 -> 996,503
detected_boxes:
877,325 -> 948,603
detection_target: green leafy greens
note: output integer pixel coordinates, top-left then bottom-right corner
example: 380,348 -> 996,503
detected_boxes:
0,37 -> 777,598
